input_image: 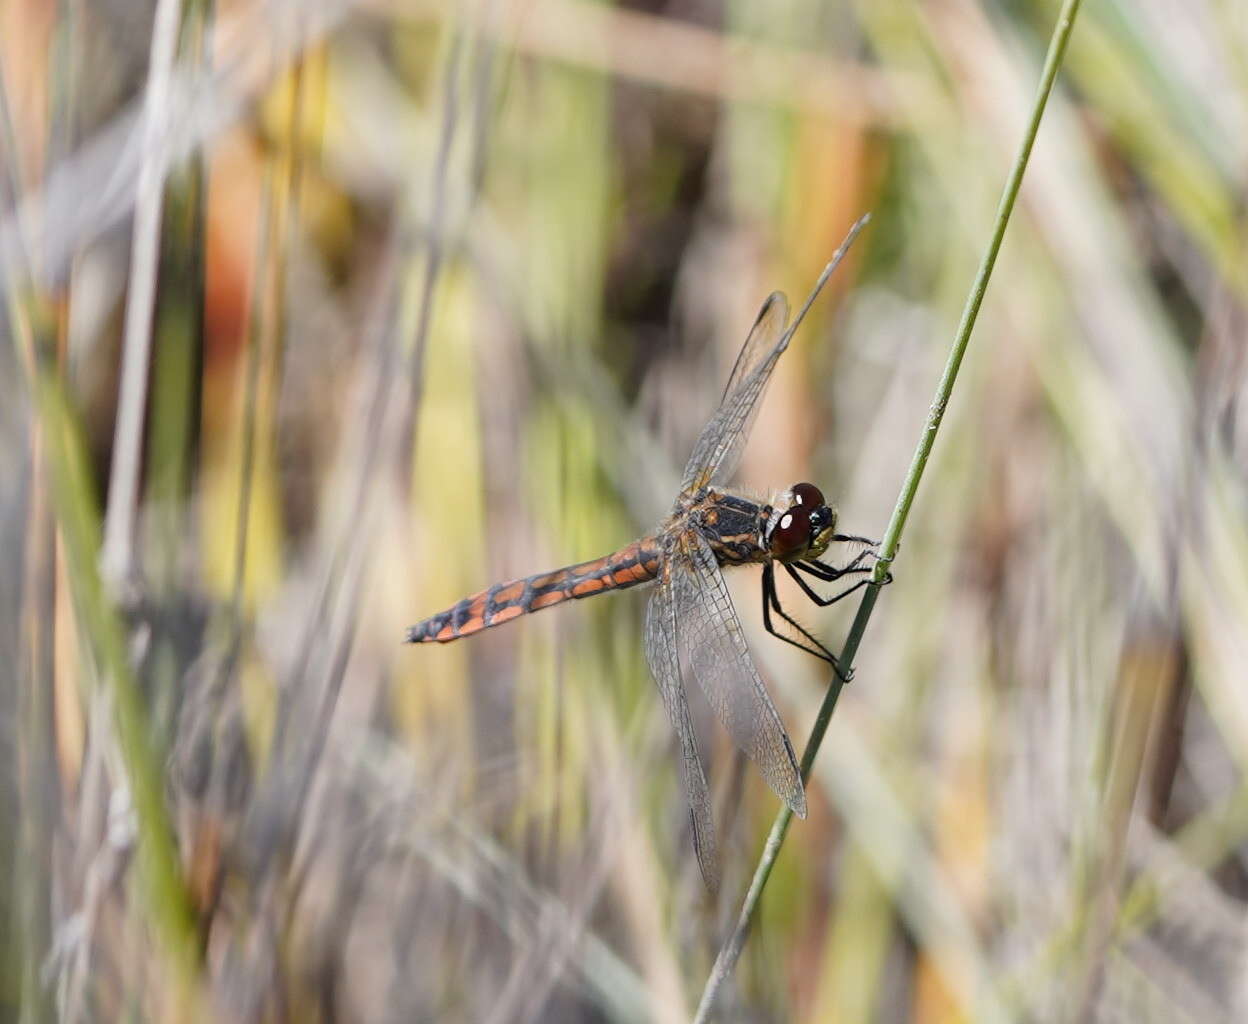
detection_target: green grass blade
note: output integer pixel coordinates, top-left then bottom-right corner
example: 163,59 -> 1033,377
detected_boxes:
693,1 -> 1086,1018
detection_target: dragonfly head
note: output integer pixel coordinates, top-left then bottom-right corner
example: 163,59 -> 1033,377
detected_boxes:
767,482 -> 837,562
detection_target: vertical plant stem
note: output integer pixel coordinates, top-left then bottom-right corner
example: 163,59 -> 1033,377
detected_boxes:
36,372 -> 202,999
4,21 -> 202,1011
100,0 -> 184,587
693,1 -> 1084,1019
18,384 -> 58,1024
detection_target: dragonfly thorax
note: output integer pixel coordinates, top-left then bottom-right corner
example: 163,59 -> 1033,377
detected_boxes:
686,490 -> 772,566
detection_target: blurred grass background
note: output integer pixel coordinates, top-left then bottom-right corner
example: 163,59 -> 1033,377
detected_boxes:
2,0 -> 1247,1020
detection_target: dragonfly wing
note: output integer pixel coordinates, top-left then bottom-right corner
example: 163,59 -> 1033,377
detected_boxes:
721,291 -> 789,406
679,215 -> 870,492
672,531 -> 806,817
680,292 -> 788,493
644,567 -> 720,891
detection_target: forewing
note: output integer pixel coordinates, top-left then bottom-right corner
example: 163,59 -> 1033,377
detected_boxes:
672,532 -> 807,817
721,291 -> 790,406
644,567 -> 721,891
679,214 -> 871,492
680,292 -> 789,493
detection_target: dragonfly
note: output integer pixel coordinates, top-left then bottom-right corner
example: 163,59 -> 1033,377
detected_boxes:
407,215 -> 880,890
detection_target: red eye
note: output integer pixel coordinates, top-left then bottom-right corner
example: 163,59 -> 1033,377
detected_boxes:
771,511 -> 812,557
791,482 -> 824,508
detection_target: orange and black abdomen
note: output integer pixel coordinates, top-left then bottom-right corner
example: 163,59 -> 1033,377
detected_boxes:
405,538 -> 662,644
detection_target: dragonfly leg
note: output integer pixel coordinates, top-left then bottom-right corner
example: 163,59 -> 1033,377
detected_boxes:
786,562 -> 881,608
761,565 -> 853,682
798,547 -> 874,582
831,533 -> 879,547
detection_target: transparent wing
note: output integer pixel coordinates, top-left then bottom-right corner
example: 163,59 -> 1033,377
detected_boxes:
644,566 -> 720,891
680,292 -> 788,493
680,214 -> 871,492
672,531 -> 807,817
721,291 -> 789,407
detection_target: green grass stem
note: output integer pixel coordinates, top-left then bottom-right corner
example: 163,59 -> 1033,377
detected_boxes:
693,1 -> 1085,1018
34,372 -> 202,999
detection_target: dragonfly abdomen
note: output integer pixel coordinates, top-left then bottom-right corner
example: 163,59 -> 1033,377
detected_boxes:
406,538 -> 662,643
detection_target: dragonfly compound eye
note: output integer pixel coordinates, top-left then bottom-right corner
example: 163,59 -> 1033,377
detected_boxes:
790,482 -> 825,508
770,510 -> 814,558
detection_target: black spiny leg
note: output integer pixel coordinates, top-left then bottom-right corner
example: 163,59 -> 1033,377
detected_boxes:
786,562 -> 875,609
787,544 -> 893,607
831,533 -> 878,547
761,564 -> 853,682
795,546 -> 873,582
